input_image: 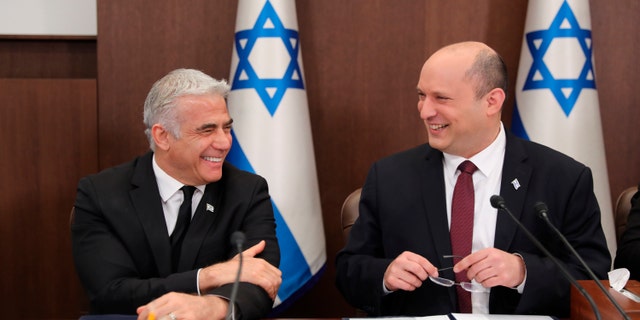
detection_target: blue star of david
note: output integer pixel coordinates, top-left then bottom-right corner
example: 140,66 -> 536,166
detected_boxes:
523,0 -> 596,117
231,0 -> 304,116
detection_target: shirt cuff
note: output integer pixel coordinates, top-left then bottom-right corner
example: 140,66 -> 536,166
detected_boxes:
196,268 -> 202,295
382,281 -> 393,295
513,253 -> 527,294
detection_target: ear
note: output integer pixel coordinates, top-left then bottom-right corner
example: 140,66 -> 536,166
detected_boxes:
151,124 -> 171,151
485,88 -> 506,116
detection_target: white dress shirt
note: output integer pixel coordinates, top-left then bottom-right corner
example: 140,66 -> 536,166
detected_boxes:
152,155 -> 207,295
152,155 -> 205,235
442,122 -> 506,314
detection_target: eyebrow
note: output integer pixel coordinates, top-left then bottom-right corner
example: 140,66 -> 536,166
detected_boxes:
195,118 -> 234,132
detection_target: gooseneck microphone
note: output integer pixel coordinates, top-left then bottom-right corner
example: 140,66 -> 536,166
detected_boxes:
534,202 -> 630,320
490,195 -> 601,320
226,231 -> 246,320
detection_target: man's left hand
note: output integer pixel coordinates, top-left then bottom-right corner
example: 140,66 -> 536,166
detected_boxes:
453,247 -> 525,289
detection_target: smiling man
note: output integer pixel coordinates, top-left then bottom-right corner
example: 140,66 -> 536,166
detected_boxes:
335,42 -> 610,318
72,69 -> 281,320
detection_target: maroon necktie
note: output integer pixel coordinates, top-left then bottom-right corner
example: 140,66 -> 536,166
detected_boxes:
450,160 -> 477,313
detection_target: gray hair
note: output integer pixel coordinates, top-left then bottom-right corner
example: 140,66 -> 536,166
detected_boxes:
143,68 -> 231,150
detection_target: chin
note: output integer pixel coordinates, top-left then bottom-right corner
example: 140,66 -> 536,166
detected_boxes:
427,138 -> 444,149
206,174 -> 223,183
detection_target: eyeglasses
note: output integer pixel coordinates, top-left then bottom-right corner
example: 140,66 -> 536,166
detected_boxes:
428,255 -> 488,293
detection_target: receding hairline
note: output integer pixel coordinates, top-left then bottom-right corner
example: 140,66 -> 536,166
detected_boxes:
427,42 -> 506,98
437,41 -> 494,55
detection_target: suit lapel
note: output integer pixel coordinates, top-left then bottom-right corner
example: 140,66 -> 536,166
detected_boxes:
177,181 -> 222,271
493,134 -> 532,251
130,152 -> 173,276
419,147 -> 457,308
421,149 -> 452,261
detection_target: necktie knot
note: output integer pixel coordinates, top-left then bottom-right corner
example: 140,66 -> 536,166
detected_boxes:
458,160 -> 477,175
182,185 -> 196,201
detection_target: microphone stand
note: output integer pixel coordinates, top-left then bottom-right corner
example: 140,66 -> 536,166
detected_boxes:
490,195 -> 601,320
535,202 -> 630,320
226,231 -> 245,320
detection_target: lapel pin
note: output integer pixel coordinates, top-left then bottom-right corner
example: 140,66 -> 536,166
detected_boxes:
511,178 -> 521,190
206,203 -> 215,213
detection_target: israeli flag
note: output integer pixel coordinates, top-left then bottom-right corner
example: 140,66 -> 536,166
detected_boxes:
512,0 -> 616,258
226,0 -> 326,312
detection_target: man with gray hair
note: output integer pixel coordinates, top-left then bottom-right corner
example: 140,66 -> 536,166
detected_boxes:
72,68 -> 281,320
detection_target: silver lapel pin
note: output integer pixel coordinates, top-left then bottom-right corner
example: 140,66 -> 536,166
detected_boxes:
511,178 -> 521,190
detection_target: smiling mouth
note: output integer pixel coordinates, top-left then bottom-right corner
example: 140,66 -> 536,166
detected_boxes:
202,156 -> 223,163
429,124 -> 448,130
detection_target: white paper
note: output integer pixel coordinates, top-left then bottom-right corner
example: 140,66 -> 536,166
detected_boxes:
608,268 -> 631,291
450,314 -> 553,319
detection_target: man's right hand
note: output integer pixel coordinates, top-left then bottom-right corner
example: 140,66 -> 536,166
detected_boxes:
383,251 -> 438,292
200,240 -> 282,299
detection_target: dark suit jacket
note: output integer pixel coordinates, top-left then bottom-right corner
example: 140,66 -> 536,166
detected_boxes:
614,184 -> 640,279
71,152 -> 279,319
335,132 -> 610,318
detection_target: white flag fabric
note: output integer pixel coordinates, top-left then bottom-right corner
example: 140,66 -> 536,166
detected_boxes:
226,0 -> 326,312
512,0 -> 616,259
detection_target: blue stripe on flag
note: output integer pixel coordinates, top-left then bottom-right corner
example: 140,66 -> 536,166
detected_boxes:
510,101 -> 530,140
227,130 -> 313,303
271,202 -> 312,301
227,131 -> 255,173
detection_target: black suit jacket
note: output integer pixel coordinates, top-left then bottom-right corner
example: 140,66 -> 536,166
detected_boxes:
614,184 -> 640,279
71,152 -> 279,319
335,132 -> 610,318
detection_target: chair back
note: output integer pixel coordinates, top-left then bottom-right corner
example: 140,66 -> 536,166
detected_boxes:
340,188 -> 362,243
339,187 -> 370,317
614,186 -> 638,243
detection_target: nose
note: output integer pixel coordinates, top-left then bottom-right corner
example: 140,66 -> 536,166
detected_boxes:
418,99 -> 436,120
212,130 -> 232,150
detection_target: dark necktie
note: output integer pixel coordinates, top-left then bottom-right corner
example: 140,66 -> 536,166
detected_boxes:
450,160 -> 478,313
171,185 -> 196,271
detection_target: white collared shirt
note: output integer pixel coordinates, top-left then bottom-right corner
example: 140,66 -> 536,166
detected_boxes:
442,122 -> 506,314
152,155 -> 205,235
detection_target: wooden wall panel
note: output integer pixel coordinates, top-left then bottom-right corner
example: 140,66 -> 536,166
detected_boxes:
0,79 -> 96,319
0,38 -> 96,78
591,0 -> 640,203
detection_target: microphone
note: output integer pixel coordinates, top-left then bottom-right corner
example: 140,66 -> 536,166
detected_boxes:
231,231 -> 246,251
535,202 -> 630,320
490,195 -> 601,320
226,231 -> 246,320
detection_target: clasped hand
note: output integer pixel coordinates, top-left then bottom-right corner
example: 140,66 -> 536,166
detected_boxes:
200,240 -> 282,299
383,248 -> 525,292
137,240 -> 282,320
